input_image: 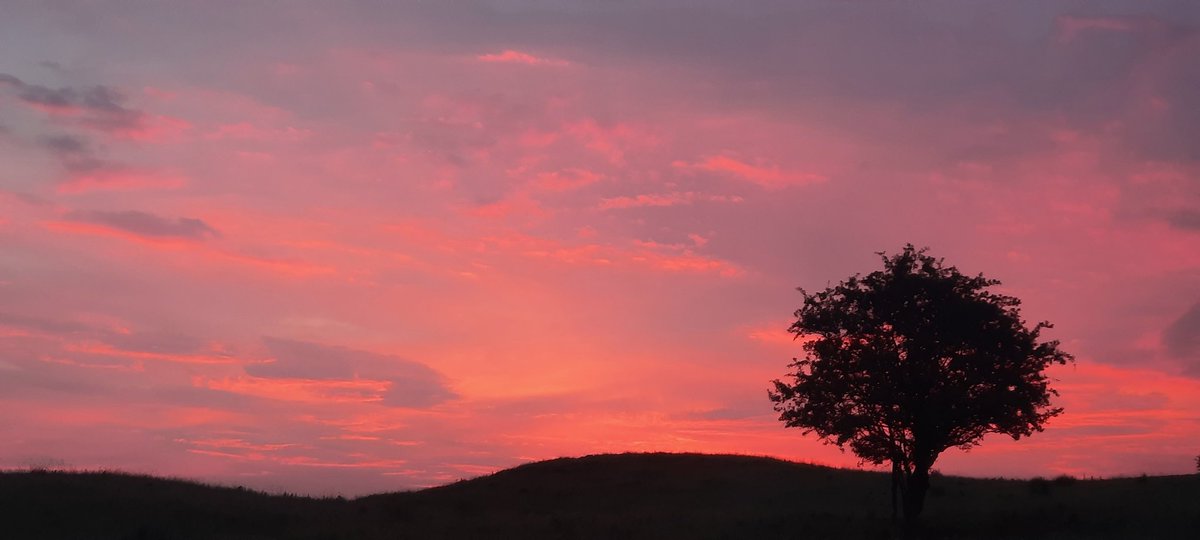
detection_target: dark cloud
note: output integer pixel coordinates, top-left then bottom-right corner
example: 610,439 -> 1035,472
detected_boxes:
0,313 -> 237,369
1163,302 -> 1200,370
41,134 -> 88,154
38,133 -> 117,174
0,312 -> 93,335
253,338 -> 457,408
379,376 -> 460,408
107,331 -> 218,357
64,209 -> 219,240
0,189 -> 51,207
16,83 -> 77,108
33,132 -> 175,193
463,4 -> 1199,164
1167,209 -> 1200,231
0,72 -> 143,133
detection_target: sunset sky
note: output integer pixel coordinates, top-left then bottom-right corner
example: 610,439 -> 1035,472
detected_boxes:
1,1 -> 1198,496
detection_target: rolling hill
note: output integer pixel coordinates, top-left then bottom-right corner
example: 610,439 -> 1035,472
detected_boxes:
2,452 -> 1197,539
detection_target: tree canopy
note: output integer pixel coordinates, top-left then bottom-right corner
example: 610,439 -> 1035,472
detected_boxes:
769,245 -> 1072,521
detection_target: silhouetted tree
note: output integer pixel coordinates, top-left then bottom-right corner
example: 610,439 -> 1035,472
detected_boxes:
1195,454 -> 1199,473
769,245 -> 1072,523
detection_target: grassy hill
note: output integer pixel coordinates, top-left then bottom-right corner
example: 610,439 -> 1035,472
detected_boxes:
2,453 -> 1197,539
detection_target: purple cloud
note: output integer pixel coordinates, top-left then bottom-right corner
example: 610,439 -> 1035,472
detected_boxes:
252,338 -> 457,408
64,209 -> 219,240
0,72 -> 143,132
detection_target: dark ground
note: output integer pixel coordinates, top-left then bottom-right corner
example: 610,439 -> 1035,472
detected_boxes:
1,452 -> 1197,539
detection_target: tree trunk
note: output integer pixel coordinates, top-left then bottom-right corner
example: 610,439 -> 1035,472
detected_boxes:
890,462 -> 901,521
902,466 -> 930,523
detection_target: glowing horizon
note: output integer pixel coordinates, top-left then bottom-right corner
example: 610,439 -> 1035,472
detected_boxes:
1,1 -> 1198,496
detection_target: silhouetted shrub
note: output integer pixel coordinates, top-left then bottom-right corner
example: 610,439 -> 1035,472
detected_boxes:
1052,474 -> 1077,486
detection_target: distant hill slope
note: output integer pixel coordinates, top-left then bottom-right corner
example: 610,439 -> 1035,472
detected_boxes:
2,452 -> 1198,539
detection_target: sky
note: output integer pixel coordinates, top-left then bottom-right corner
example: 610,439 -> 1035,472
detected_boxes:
1,0 -> 1198,496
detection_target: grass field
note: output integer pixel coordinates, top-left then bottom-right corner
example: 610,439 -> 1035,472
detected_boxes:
2,453 -> 1197,539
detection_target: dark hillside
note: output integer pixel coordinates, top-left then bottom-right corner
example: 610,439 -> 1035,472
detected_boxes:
0,469 -> 353,539
362,453 -> 894,539
2,453 -> 1198,539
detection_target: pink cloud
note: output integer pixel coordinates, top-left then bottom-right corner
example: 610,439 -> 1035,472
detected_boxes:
56,168 -> 187,194
465,193 -> 550,221
532,168 -> 603,191
476,50 -> 570,67
480,232 -> 744,277
1055,15 -> 1168,42
42,220 -> 200,246
196,376 -> 392,404
675,155 -> 827,189
110,114 -> 192,142
744,322 -> 799,346
598,192 -> 743,210
42,218 -> 338,278
636,250 -> 743,277
566,119 -> 659,164
204,122 -> 311,142
63,341 -> 240,365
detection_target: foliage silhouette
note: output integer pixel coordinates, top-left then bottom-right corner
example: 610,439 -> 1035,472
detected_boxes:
769,245 -> 1073,522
